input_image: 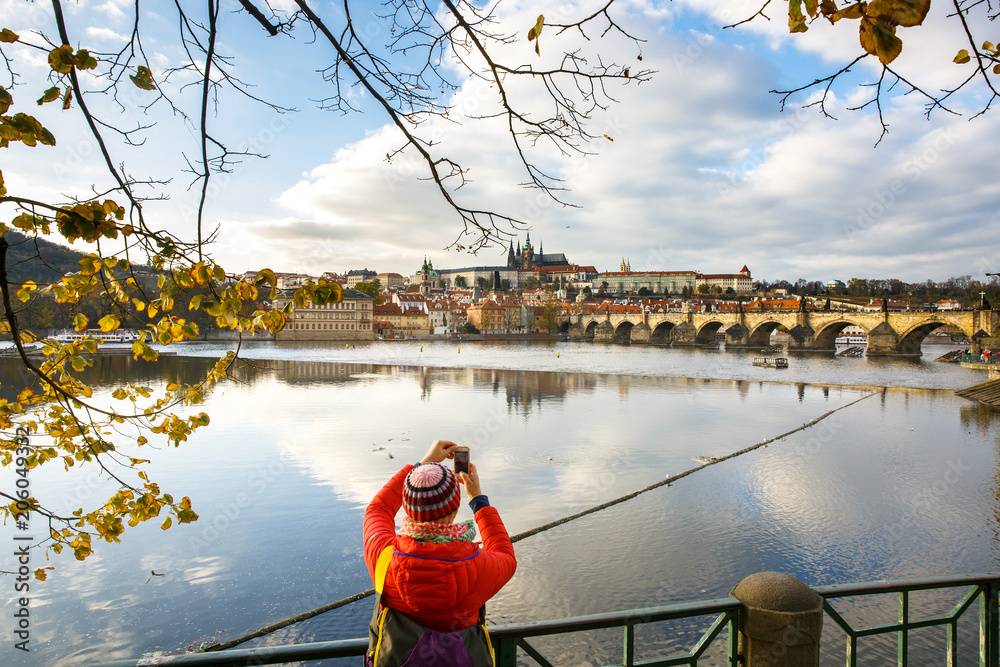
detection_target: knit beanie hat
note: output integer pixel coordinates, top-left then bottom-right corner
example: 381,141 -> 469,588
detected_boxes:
403,463 -> 461,522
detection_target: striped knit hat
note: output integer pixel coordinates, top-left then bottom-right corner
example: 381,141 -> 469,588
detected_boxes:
403,463 -> 461,522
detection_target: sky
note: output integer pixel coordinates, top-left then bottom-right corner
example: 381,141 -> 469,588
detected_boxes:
3,0 -> 1000,285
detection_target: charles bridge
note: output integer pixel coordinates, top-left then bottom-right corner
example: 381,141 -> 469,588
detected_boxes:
559,308 -> 1000,356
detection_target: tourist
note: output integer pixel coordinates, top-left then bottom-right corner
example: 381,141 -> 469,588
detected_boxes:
363,439 -> 516,665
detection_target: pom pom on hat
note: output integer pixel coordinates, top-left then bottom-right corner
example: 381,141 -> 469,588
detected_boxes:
403,462 -> 461,522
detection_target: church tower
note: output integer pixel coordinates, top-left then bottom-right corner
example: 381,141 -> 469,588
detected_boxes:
521,232 -> 534,268
507,240 -> 517,268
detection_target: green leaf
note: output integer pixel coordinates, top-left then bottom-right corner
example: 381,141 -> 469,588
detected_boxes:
129,66 -> 156,91
48,45 -> 75,74
73,313 -> 88,332
74,49 -> 97,70
789,0 -> 809,33
0,86 -> 12,114
37,87 -> 60,106
860,16 -> 902,64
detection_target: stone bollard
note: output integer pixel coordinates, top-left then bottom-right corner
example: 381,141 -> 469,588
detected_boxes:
730,572 -> 823,667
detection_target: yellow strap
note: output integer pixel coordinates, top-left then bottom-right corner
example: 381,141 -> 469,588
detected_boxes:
372,607 -> 388,667
482,622 -> 495,667
374,545 -> 393,595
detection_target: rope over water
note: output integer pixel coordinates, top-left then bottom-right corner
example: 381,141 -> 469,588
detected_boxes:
204,392 -> 876,652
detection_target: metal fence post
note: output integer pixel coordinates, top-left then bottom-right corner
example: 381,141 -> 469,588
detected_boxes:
982,581 -> 999,667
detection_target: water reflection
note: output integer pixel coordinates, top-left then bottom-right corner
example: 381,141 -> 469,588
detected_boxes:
2,351 -> 999,666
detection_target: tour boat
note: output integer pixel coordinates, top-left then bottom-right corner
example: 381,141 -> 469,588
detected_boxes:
835,334 -> 868,345
752,357 -> 788,368
52,329 -> 142,344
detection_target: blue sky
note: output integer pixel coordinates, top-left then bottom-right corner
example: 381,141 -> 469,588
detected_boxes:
4,0 -> 999,284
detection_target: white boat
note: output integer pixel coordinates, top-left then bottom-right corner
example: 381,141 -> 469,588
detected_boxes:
52,329 -> 142,344
835,335 -> 868,345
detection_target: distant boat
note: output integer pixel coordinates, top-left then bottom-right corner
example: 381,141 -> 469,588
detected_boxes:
835,334 -> 867,345
52,329 -> 141,344
753,357 -> 788,368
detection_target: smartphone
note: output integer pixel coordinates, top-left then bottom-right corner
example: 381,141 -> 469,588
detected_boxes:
453,447 -> 470,475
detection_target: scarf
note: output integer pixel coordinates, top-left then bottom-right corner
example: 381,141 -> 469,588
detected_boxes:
399,517 -> 477,543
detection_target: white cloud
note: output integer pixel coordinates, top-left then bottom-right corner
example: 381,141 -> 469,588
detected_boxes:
5,0 -> 998,285
84,26 -> 129,43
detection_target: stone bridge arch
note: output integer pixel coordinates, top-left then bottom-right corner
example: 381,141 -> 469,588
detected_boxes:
747,320 -> 783,347
613,320 -> 635,344
650,321 -> 675,345
695,320 -> 725,345
896,319 -> 968,355
811,321 -> 857,349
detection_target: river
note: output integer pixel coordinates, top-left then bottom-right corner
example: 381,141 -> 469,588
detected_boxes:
1,339 -> 997,666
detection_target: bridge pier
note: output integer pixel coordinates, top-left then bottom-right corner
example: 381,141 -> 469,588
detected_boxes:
630,322 -> 652,343
669,322 -> 699,346
865,322 -> 917,356
592,320 -> 615,343
723,323 -> 750,349
567,323 -> 586,340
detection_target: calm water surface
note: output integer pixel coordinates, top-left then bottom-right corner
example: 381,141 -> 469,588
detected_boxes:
0,340 -> 997,666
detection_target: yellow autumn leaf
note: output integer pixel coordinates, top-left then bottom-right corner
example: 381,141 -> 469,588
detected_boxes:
98,314 -> 120,332
866,0 -> 930,28
954,49 -> 971,64
859,16 -> 902,64
527,15 -> 544,41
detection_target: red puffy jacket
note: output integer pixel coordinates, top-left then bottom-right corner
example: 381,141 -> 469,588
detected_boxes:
363,465 -> 517,632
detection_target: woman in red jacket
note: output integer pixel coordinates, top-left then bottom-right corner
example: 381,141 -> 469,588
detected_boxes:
363,439 -> 517,635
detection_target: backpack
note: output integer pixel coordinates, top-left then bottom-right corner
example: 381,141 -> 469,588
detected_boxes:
366,545 -> 496,667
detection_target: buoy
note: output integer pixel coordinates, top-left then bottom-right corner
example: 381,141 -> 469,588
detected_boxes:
557,351 -> 560,358
345,343 -> 349,348
420,346 -> 423,352
458,347 -> 461,353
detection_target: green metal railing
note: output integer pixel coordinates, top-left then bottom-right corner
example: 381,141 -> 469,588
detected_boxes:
961,353 -> 1000,365
814,573 -> 999,667
84,598 -> 741,667
83,573 -> 999,667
